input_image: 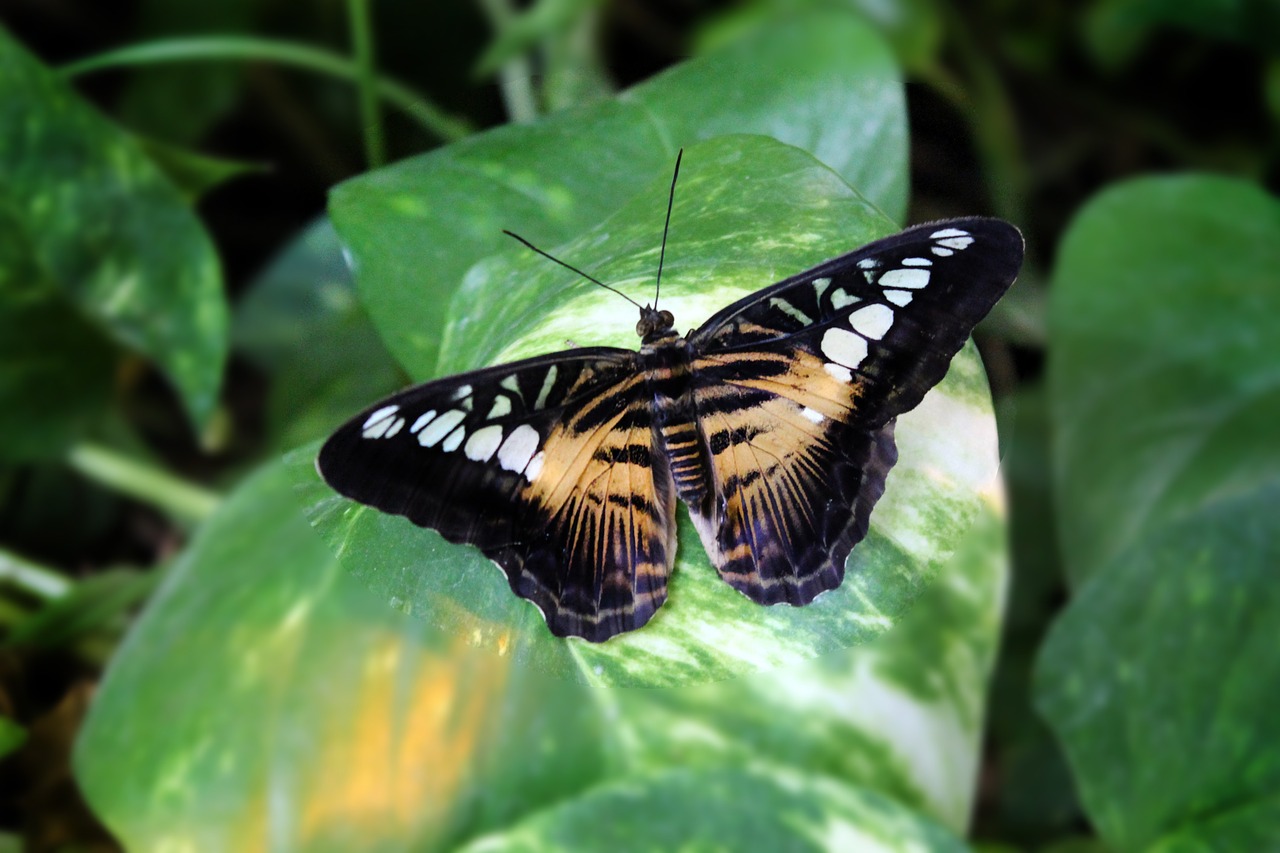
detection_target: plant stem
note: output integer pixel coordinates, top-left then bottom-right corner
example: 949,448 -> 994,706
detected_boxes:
66,443 -> 222,524
0,549 -> 71,600
346,0 -> 387,168
58,36 -> 472,143
478,0 -> 540,123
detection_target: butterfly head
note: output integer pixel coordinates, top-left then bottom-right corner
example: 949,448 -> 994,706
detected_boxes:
636,305 -> 675,341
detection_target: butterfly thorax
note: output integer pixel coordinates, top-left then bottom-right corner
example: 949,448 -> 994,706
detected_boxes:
637,323 -> 713,509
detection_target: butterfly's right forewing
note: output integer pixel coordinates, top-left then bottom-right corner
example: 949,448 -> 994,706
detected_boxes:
684,218 -> 1024,606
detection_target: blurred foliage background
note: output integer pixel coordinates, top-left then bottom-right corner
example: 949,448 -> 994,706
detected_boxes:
1,0 -> 1277,850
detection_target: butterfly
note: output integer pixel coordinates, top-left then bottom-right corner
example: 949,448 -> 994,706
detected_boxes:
318,161 -> 1024,643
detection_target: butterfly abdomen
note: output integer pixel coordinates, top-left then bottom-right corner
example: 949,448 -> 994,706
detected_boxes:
639,333 -> 714,508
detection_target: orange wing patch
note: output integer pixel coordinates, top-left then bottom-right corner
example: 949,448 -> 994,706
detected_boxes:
689,348 -> 895,606
508,384 -> 678,641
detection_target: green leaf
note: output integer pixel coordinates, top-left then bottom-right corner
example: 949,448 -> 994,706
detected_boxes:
1039,176 -> 1280,850
1048,176 -> 1280,583
330,11 -> 906,379
456,765 -> 967,852
305,136 -> 1003,687
0,26 -> 228,430
1035,485 -> 1280,851
134,136 -> 264,203
75,456 -> 610,851
233,218 -> 405,450
0,200 -> 118,460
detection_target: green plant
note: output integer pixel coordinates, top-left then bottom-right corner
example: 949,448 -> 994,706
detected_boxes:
1,1 -> 1276,850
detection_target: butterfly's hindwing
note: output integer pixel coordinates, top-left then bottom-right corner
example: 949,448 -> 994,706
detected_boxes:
684,218 -> 1023,604
317,348 -> 678,641
685,343 -> 900,604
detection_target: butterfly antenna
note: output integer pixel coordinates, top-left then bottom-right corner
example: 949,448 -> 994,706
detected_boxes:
502,230 -> 643,311
653,148 -> 683,311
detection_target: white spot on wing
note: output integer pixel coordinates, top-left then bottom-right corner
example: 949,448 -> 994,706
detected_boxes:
487,397 -> 512,419
824,363 -> 853,383
770,297 -> 812,326
812,277 -> 832,299
525,450 -> 546,481
800,406 -> 824,424
848,303 -> 895,340
498,424 -> 540,473
534,366 -> 558,410
417,409 -> 466,447
441,426 -> 466,453
931,227 -> 974,250
451,384 -> 472,401
363,405 -> 399,430
885,289 -> 913,306
410,410 -> 438,433
902,257 -> 932,266
879,268 -> 930,289
932,246 -> 954,257
500,375 -> 520,393
830,289 -> 860,309
362,405 -> 403,438
821,327 -> 868,368
856,258 -> 879,270
464,424 -> 503,461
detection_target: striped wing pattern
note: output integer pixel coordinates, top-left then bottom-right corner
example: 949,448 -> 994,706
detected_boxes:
686,347 -> 898,606
683,218 -> 1024,603
317,349 -> 678,641
318,217 -> 1024,641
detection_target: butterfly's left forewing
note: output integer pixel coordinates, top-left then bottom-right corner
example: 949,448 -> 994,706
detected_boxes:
318,348 -> 679,641
686,218 -> 1023,605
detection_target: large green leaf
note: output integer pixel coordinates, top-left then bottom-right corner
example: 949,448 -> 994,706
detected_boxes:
0,26 -> 227,431
304,135 -> 1003,687
329,11 -> 906,380
1048,176 -> 1280,583
1036,486 -> 1280,851
79,447 -> 1004,848
456,765 -> 967,852
76,456 -> 610,852
1038,176 -> 1280,849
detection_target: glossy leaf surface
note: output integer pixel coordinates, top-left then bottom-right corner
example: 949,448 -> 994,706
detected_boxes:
1039,176 -> 1280,850
306,135 -> 1004,686
0,27 -> 227,431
